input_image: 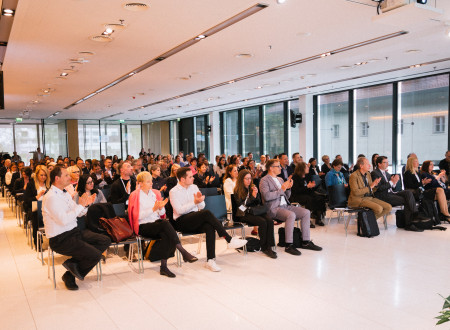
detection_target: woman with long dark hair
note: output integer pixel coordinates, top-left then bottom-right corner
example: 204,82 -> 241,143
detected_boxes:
233,170 -> 276,258
75,174 -> 106,212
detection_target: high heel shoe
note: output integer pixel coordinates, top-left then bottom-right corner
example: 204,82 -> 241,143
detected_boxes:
183,255 -> 198,263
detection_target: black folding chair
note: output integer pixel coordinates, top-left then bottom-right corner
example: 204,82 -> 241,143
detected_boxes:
199,187 -> 219,196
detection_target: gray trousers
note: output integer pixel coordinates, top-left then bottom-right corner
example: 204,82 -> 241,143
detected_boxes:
274,205 -> 310,243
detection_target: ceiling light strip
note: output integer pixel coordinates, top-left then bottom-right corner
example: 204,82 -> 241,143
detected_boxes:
64,3 -> 268,110
127,31 -> 408,112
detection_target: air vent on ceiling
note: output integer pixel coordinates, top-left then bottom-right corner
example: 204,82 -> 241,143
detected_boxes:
78,51 -> 95,56
90,35 -> 113,42
123,3 -> 148,11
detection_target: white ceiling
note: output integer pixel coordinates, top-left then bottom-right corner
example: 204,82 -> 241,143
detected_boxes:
2,0 -> 450,121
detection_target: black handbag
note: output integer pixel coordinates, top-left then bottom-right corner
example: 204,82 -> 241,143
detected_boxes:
247,204 -> 269,216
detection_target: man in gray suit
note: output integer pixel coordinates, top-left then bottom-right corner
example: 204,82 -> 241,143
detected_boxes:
259,159 -> 322,255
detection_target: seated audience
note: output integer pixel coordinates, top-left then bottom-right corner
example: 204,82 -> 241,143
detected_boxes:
65,165 -> 80,198
233,170 -> 276,258
259,159 -> 322,256
149,164 -> 167,192
320,155 -> 332,176
160,160 -> 171,179
109,161 -> 136,205
11,161 -> 25,188
164,163 -> 180,197
325,159 -> 347,187
194,162 -> 217,188
189,157 -> 198,175
13,167 -> 32,197
131,159 -> 143,180
223,164 -> 238,212
74,174 -> 107,215
102,157 -> 116,184
128,171 -> 198,278
5,162 -> 18,188
290,153 -> 303,171
438,150 -> 450,179
91,160 -> 109,188
77,158 -> 89,175
213,156 -> 227,179
169,167 -> 247,272
290,162 -> 326,226
308,158 -> 322,176
371,153 -> 379,171
421,160 -> 449,199
24,165 -> 51,248
371,156 -> 424,232
278,153 -> 293,182
257,154 -> 267,172
42,166 -> 110,290
348,157 -> 392,219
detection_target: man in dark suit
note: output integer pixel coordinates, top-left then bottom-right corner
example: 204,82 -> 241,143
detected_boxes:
371,156 -> 424,232
438,151 -> 450,180
278,153 -> 294,182
11,161 -> 25,188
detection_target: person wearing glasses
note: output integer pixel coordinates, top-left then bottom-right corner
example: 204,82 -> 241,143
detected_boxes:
74,174 -> 107,216
65,165 -> 81,198
259,159 -> 322,256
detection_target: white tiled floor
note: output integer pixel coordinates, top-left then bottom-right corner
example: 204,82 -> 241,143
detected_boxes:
1,198 -> 449,330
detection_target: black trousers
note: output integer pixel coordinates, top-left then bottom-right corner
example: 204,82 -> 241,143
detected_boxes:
175,210 -> 230,260
379,190 -> 416,226
139,220 -> 180,260
29,210 -> 43,249
237,213 -> 274,250
291,194 -> 326,214
49,228 -> 111,278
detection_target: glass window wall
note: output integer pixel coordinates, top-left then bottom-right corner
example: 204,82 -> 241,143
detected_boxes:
354,84 -> 393,163
44,119 -> 67,159
122,122 -> 142,158
78,120 -> 100,160
399,74 -> 449,164
195,116 -> 207,157
263,102 -> 285,156
318,91 -> 349,163
101,122 -> 121,158
223,110 -> 239,156
14,123 -> 40,164
242,106 -> 260,159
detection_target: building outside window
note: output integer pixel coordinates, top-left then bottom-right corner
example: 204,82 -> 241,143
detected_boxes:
263,102 -> 285,156
433,116 -> 445,134
333,124 -> 339,138
242,106 -> 260,159
222,110 -> 239,156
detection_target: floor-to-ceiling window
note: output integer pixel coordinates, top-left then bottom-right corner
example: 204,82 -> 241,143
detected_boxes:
318,91 -> 349,162
122,122 -> 142,158
354,84 -> 393,163
14,123 -> 41,164
44,119 -> 67,158
195,116 -> 207,157
242,106 -> 260,159
399,74 -> 449,164
78,120 -> 100,160
101,121 -> 121,158
263,102 -> 285,156
0,122 -> 14,156
222,110 -> 240,156
289,99 -> 300,156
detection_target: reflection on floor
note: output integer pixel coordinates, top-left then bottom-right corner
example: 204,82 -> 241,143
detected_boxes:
1,198 -> 449,330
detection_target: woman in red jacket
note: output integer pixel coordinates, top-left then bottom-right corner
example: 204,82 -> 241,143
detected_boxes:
128,171 -> 197,278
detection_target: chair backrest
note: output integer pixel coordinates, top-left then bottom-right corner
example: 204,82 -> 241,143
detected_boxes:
327,184 -> 348,209
394,172 -> 404,192
310,174 -> 322,187
100,187 -> 111,200
112,203 -> 126,218
230,193 -> 238,222
204,195 -> 227,221
77,216 -> 86,231
200,187 -> 219,196
37,200 -> 43,224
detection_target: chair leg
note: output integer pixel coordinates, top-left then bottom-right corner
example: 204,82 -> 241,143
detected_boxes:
197,234 -> 203,255
383,214 -> 388,230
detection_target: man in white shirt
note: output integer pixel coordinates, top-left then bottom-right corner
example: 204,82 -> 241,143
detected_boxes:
42,166 -> 111,290
169,167 -> 247,272
259,159 -> 322,256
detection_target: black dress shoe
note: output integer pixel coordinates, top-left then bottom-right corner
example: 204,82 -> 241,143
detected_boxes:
315,219 -> 325,226
160,267 -> 176,278
285,244 -> 301,256
183,255 -> 198,263
310,222 -> 316,228
262,248 -> 278,259
301,240 -> 323,251
101,255 -> 106,264
405,224 -> 424,232
62,272 -> 79,291
62,260 -> 84,281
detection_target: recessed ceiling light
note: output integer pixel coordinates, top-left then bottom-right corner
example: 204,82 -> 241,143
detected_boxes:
78,51 -> 95,56
90,35 -> 113,42
256,86 -> 262,89
2,9 -> 14,16
195,35 -> 206,40
409,64 -> 422,68
179,77 -> 191,80
104,23 -> 126,31
320,52 -> 331,58
228,80 -> 235,84
355,61 -> 368,66
277,0 -> 286,3
103,28 -> 114,35
405,49 -> 421,54
123,3 -> 148,11
235,53 -> 253,59
60,72 -> 69,77
339,65 -> 352,70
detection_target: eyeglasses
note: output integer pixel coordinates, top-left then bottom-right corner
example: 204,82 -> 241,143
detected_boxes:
86,181 -> 94,184
271,165 -> 281,168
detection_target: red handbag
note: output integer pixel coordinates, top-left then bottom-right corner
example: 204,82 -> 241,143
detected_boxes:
99,217 -> 134,243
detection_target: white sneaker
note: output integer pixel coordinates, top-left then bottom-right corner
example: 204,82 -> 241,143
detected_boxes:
205,259 -> 221,272
227,237 -> 247,249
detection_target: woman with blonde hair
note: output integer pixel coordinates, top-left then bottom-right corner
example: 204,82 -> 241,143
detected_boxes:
128,171 -> 197,278
24,165 -> 51,248
164,163 -> 180,196
65,165 -> 80,198
404,157 -> 450,219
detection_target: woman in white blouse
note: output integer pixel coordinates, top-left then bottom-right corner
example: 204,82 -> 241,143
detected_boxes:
65,165 -> 80,198
223,164 -> 238,212
128,171 -> 197,278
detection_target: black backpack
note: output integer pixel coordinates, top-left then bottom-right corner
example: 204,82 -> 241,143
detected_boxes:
419,198 -> 440,225
237,237 -> 261,252
277,227 -> 302,247
395,209 -> 405,228
86,203 -> 115,234
357,210 -> 380,237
